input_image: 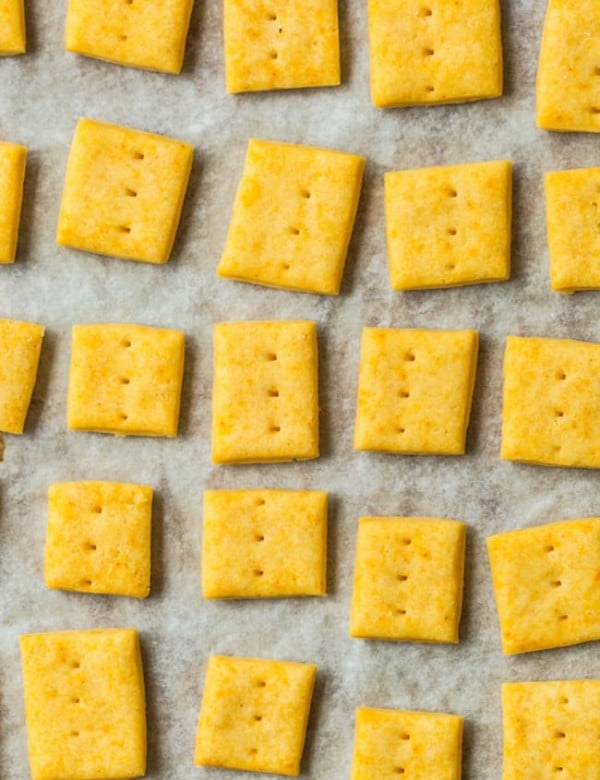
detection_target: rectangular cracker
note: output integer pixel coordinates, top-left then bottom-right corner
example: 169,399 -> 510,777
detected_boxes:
385,160 -> 512,289
218,139 -> 365,294
45,481 -> 153,599
0,140 -> 27,263
0,317 -> 44,434
212,320 -> 319,463
0,0 -> 26,55
202,489 -> 327,598
501,335 -> 600,468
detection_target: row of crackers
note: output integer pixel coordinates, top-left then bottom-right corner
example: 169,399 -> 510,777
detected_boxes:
2,0 -> 598,133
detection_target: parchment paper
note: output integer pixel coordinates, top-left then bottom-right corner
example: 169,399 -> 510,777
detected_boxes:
1,1 -> 599,777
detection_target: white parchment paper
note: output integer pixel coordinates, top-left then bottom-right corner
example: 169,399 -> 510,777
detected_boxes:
1,1 -> 599,777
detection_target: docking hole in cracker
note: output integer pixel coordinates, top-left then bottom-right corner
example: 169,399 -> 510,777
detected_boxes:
0,317 -> 44,435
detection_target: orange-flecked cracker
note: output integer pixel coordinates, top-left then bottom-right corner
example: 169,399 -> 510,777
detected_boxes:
487,518 -> 600,654
354,327 -> 479,455
195,655 -> 316,776
65,0 -> 194,74
501,335 -> 600,468
218,139 -> 365,294
45,482 -> 153,599
0,140 -> 26,263
502,680 -> 600,779
224,0 -> 340,93
0,0 -> 25,55
212,321 -> 319,463
20,628 -> 146,780
67,323 -> 185,437
385,160 -> 512,289
351,707 -> 463,780
57,118 -> 193,264
368,0 -> 503,108
0,317 -> 44,435
202,489 -> 327,598
537,0 -> 600,132
350,516 -> 467,643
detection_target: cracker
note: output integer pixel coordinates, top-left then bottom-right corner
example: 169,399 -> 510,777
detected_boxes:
354,327 -> 479,455
67,323 -> 185,437
487,518 -> 600,655
218,139 -> 365,295
224,0 -> 340,93
350,516 -> 467,643
45,481 -> 153,599
195,655 -> 316,776
65,0 -> 194,74
0,140 -> 27,263
502,680 -> 600,779
537,0 -> 600,132
0,0 -> 26,55
0,317 -> 44,435
20,628 -> 146,780
202,489 -> 327,598
57,118 -> 193,264
501,335 -> 600,468
545,167 -> 600,292
368,0 -> 503,108
351,707 -> 463,780
385,160 -> 512,289
212,320 -> 319,463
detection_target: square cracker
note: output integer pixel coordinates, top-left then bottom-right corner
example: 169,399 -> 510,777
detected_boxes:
218,139 -> 365,295
502,680 -> 600,779
224,0 -> 340,93
65,0 -> 194,74
368,0 -> 503,108
45,481 -> 153,599
537,0 -> 600,132
202,489 -> 327,598
487,518 -> 600,655
212,320 -> 319,463
0,140 -> 26,263
67,323 -> 185,437
354,327 -> 479,455
545,167 -> 600,292
57,118 -> 193,264
20,628 -> 146,780
350,516 -> 467,643
195,655 -> 316,776
351,707 -> 463,780
501,335 -> 600,468
0,0 -> 25,55
385,160 -> 512,289
0,317 -> 44,435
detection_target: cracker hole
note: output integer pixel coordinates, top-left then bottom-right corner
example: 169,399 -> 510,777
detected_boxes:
400,732 -> 410,740
119,34 -> 128,41
396,608 -> 407,615
397,574 -> 408,582
398,390 -> 410,398
249,748 -> 259,755
425,85 -> 435,93
132,151 -> 144,160
255,680 -> 266,687
595,67 -> 600,76
545,545 -> 555,553
554,768 -> 564,773
556,370 -> 566,381
125,187 -> 137,197
120,413 -> 129,421
554,410 -> 564,417
71,661 -> 81,669
254,714 -> 263,721
92,505 -> 102,514
83,542 -> 97,551
267,389 -> 279,397
269,50 -> 278,60
403,351 -> 415,362
266,352 -> 277,361
446,263 -> 456,270
118,225 -> 131,234
120,377 -> 130,385
269,425 -> 281,433
267,11 -> 277,20
71,731 -> 80,737
402,538 -> 412,545
447,227 -> 457,236
396,427 -> 405,434
559,614 -> 569,621
281,263 -> 291,270
80,579 -> 93,586
121,338 -> 132,348
300,188 -> 311,199
255,534 -> 265,542
555,731 -> 566,739
256,498 -> 266,506
423,47 -> 435,56
254,569 -> 264,577
447,187 -> 458,198
393,767 -> 405,774
419,6 -> 432,15
71,697 -> 80,704
288,226 -> 300,235
551,580 -> 562,588
591,107 -> 600,115
560,697 -> 569,705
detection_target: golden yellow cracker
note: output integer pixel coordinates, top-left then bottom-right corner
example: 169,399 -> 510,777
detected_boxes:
487,518 -> 600,655
0,140 -> 26,263
354,327 -> 478,455
0,0 -> 25,55
385,160 -> 512,289
0,318 -> 44,435
537,0 -> 600,132
195,655 -> 316,776
57,118 -> 193,264
501,335 -> 600,468
224,0 -> 340,93
545,167 -> 600,292
502,680 -> 600,779
218,139 -> 365,295
202,489 -> 327,598
67,323 -> 185,437
45,482 -> 153,599
352,707 -> 463,780
20,628 -> 146,780
212,320 -> 319,463
350,517 -> 466,643
368,0 -> 502,108
65,0 -> 194,74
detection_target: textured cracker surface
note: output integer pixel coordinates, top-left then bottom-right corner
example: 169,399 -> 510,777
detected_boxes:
0,140 -> 26,263
0,317 -> 44,434
0,0 -> 25,54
